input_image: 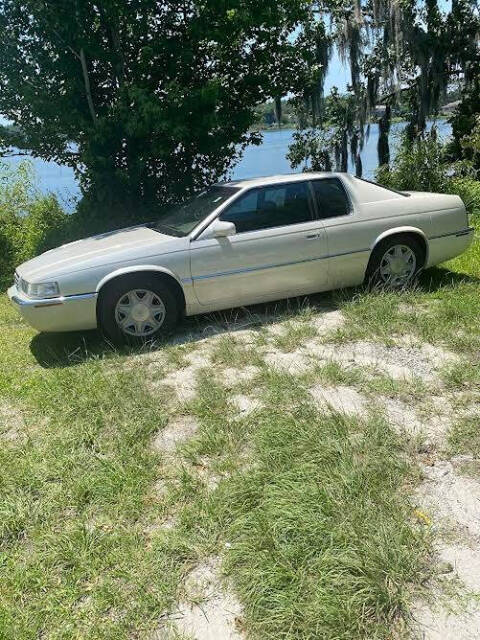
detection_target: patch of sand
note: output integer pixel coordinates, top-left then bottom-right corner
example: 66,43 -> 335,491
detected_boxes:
418,461 -> 480,540
152,416 -> 199,454
413,602 -> 480,639
191,458 -> 221,490
266,323 -> 287,337
380,397 -> 452,444
151,350 -> 212,402
266,310 -> 344,341
412,460 -> 480,637
221,366 -> 260,388
0,403 -> 26,442
156,558 -> 244,640
305,339 -> 457,381
230,394 -> 263,417
264,349 -> 312,375
309,384 -> 366,415
309,309 -> 345,335
161,367 -> 202,402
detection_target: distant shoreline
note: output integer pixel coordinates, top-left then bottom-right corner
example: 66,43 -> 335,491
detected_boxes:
251,113 -> 450,132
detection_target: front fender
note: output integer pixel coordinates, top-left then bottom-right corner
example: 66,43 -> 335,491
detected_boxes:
96,265 -> 184,293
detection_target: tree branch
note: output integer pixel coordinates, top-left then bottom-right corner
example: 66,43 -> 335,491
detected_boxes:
95,4 -> 126,88
0,150 -> 33,157
79,48 -> 98,125
378,69 -> 464,103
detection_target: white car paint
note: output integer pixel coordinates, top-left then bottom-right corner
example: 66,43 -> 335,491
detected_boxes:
8,172 -> 474,333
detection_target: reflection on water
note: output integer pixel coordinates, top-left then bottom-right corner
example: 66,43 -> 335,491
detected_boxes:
232,119 -> 452,181
2,120 -> 452,208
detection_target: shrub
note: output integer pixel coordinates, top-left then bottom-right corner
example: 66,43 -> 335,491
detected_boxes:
0,161 -> 68,291
376,132 -> 449,193
447,177 -> 480,219
375,131 -> 480,220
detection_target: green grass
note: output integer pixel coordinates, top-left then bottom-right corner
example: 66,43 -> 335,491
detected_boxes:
332,219 -> 480,359
0,300 -> 430,640
0,319 -> 185,638
271,320 -> 318,352
211,378 -> 429,639
448,416 -> 480,458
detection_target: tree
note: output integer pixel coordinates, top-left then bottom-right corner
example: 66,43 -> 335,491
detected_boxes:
448,78 -> 480,171
287,0 -> 480,174
0,0 -> 309,219
287,88 -> 364,174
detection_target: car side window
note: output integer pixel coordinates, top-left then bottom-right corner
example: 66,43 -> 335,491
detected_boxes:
311,178 -> 350,219
220,182 -> 313,233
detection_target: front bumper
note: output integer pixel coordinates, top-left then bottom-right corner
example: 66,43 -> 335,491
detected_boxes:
7,285 -> 98,333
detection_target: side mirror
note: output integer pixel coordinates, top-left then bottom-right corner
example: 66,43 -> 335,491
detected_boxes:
201,219 -> 236,240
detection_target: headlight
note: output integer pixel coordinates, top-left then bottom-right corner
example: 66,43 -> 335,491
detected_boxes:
24,281 -> 60,299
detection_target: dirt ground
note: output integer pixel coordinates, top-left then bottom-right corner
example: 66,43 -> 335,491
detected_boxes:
145,307 -> 480,640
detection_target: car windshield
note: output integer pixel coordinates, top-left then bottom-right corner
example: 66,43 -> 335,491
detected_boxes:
154,186 -> 239,237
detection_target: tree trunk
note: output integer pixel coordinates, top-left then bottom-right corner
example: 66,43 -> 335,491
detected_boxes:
377,104 -> 391,167
79,48 -> 97,125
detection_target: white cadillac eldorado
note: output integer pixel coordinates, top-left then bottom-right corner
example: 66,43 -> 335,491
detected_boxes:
8,172 -> 474,343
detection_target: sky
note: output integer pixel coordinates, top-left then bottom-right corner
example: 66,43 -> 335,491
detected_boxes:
323,0 -> 452,94
324,50 -> 350,94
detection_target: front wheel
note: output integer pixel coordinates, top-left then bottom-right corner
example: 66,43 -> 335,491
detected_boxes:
98,274 -> 179,344
365,235 -> 425,289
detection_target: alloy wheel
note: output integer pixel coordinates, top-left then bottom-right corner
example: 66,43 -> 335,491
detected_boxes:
379,244 -> 417,287
114,289 -> 166,337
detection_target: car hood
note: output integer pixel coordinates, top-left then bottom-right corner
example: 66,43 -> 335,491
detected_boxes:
17,225 -> 179,282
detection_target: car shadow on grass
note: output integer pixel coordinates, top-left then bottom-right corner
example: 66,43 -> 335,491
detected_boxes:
417,266 -> 480,291
29,293 -> 341,368
29,266 -> 479,369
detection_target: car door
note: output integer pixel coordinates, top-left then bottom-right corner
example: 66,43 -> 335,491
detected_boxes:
310,177 -> 370,289
189,181 -> 329,307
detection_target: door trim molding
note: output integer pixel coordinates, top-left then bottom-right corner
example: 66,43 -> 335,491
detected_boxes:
184,247 -> 370,283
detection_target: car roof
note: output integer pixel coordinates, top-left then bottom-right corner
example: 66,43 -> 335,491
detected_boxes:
217,172 -> 349,189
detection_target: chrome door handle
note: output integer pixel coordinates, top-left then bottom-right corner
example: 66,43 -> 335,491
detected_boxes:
306,233 -> 320,239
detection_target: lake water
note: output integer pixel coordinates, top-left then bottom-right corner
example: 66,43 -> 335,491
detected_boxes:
3,119 -> 451,209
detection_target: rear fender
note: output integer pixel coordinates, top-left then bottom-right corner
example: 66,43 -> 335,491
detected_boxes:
371,226 -> 429,264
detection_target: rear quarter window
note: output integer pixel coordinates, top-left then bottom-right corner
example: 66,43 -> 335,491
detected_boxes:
351,177 -> 410,203
311,178 -> 351,219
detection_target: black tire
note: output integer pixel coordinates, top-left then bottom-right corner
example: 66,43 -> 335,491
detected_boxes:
365,234 -> 425,290
97,273 -> 179,345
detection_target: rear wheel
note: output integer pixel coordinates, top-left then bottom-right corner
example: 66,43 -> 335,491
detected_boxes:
98,274 -> 179,344
366,235 -> 424,289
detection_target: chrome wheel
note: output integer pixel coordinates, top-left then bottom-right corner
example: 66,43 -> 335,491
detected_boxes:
114,289 -> 166,337
379,244 -> 417,287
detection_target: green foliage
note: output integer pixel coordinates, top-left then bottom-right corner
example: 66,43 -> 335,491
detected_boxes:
448,79 -> 480,170
447,177 -> 480,219
287,129 -> 333,172
0,0 -> 309,218
375,131 -> 480,219
0,162 -> 68,290
458,114 -> 480,173
288,88 -> 363,174
219,401 -> 427,639
376,132 -> 449,193
253,99 -> 297,130
286,0 -> 480,171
